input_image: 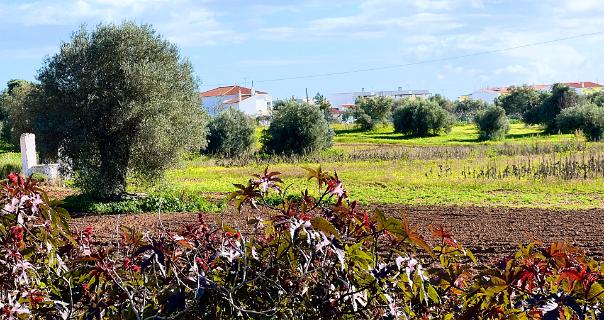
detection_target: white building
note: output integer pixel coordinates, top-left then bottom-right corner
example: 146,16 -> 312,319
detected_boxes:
200,85 -> 272,117
464,82 -> 603,103
328,87 -> 430,109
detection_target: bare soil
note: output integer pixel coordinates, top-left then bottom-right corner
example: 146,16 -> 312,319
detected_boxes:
69,204 -> 604,262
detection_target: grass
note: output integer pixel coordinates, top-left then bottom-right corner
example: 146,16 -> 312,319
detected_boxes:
165,152 -> 604,210
332,123 -> 575,147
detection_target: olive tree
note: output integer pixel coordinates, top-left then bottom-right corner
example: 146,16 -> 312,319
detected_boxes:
495,85 -> 545,119
556,103 -> 604,141
261,100 -> 333,155
392,99 -> 454,136
33,22 -> 208,199
0,80 -> 37,145
523,84 -> 580,132
352,96 -> 393,130
205,108 -> 256,157
474,105 -> 510,141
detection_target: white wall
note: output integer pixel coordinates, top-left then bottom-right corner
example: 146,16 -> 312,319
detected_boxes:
469,91 -> 500,103
237,94 -> 272,116
202,95 -> 238,115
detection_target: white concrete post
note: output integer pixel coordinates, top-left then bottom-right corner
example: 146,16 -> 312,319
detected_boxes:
20,133 -> 37,175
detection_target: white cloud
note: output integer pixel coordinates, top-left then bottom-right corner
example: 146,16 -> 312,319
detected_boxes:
0,0 -> 238,47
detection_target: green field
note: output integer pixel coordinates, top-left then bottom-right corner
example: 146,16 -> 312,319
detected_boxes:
332,122 -> 575,147
158,123 -> 604,210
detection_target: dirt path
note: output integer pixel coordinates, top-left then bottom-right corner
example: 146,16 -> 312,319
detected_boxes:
69,204 -> 604,262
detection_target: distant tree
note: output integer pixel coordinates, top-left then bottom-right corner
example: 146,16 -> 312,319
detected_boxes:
205,108 -> 256,157
555,102 -> 604,141
586,90 -> 604,108
523,84 -> 580,132
392,99 -> 454,136
495,85 -> 545,119
32,22 -> 208,199
474,105 -> 510,141
272,99 -> 288,112
352,96 -> 393,130
428,94 -> 454,113
313,92 -> 333,122
262,100 -> 333,155
0,80 -> 37,145
452,99 -> 489,122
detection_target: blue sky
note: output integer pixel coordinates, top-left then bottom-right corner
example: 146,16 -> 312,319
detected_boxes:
1,0 -> 603,99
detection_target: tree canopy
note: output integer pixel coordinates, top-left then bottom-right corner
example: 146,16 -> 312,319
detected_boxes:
523,84 -> 580,132
495,85 -> 546,119
352,96 -> 393,130
261,100 -> 333,155
32,22 -> 208,198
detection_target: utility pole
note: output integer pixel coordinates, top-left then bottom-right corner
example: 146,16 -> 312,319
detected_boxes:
305,88 -> 309,103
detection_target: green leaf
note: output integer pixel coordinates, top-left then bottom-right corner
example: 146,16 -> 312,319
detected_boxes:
311,216 -> 339,240
427,285 -> 440,304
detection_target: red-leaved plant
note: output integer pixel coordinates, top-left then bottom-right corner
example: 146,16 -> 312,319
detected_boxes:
1,169 -> 603,319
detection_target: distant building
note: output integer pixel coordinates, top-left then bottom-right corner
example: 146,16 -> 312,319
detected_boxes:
200,85 -> 272,116
328,87 -> 430,109
466,82 -> 603,103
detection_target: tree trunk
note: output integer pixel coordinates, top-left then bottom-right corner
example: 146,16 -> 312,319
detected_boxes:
97,135 -> 130,199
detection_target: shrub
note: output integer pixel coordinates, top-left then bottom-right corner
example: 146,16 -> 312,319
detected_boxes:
524,84 -> 581,132
31,22 -> 208,199
261,100 -> 333,154
474,105 -> 510,140
5,171 -> 604,318
205,108 -> 256,157
392,99 -> 455,136
351,96 -> 393,130
556,103 -> 604,141
62,191 -> 225,214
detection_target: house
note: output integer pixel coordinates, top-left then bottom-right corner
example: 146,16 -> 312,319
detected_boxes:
200,85 -> 272,117
328,87 -> 430,110
466,82 -> 603,103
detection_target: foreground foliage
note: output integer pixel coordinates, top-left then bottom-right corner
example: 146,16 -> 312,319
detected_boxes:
2,172 -> 604,319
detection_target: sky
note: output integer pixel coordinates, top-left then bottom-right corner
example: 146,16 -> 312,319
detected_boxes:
1,0 -> 604,99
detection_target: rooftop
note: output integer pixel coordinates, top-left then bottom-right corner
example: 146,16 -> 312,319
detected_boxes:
200,85 -> 267,98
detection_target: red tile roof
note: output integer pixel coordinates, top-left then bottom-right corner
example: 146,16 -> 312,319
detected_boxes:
200,85 -> 267,97
562,82 -> 602,88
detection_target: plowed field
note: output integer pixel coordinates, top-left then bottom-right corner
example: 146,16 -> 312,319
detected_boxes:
70,204 -> 604,262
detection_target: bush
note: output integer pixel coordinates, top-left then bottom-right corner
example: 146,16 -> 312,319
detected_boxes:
5,172 -> 604,319
31,22 -> 208,199
452,99 -> 489,122
392,99 -> 455,136
474,105 -> 510,140
556,103 -> 604,141
262,100 -> 333,154
62,191 -> 225,214
351,96 -> 393,130
205,108 -> 255,157
523,84 -> 580,132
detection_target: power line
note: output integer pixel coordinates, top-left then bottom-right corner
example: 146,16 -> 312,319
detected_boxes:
200,29 -> 604,87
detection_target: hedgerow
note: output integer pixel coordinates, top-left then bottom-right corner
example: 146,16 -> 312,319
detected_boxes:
2,171 -> 604,319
